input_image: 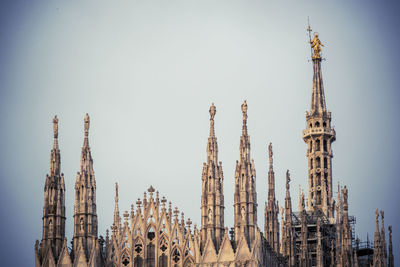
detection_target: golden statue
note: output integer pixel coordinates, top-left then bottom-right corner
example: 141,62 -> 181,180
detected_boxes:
310,33 -> 324,58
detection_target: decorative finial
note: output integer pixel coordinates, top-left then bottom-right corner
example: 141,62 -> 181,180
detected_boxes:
84,113 -> 90,137
161,196 -> 167,209
268,142 -> 273,168
123,211 -> 129,221
53,115 -> 59,139
148,185 -> 155,194
136,198 -> 142,210
310,32 -> 324,59
173,207 -> 179,221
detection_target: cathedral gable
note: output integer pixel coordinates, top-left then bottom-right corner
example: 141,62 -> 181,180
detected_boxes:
73,243 -> 88,267
201,236 -> 218,263
235,235 -> 251,262
57,239 -> 72,267
217,232 -> 234,262
43,246 -> 56,267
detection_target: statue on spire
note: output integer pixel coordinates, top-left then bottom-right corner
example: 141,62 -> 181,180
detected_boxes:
115,182 -> 119,202
268,143 -> 273,168
53,115 -> 59,139
286,170 -> 290,190
310,33 -> 324,59
241,100 -> 248,120
209,103 -> 216,120
84,113 -> 90,135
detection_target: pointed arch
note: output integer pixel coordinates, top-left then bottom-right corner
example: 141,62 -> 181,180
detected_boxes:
158,235 -> 169,267
171,246 -> 181,267
121,247 -> 131,267
183,256 -> 194,267
146,224 -> 156,242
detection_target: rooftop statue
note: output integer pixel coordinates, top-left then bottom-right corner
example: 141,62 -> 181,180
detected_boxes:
311,33 -> 324,59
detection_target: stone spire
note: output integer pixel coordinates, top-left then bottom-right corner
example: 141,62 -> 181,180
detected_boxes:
113,182 -> 121,231
381,210 -> 388,264
38,115 -> 66,264
303,32 -> 336,218
73,113 -> 98,261
50,115 -> 61,176
299,189 -> 308,267
341,186 -> 353,266
388,226 -> 394,267
264,143 -> 280,253
234,101 -> 257,247
200,103 -> 225,253
373,209 -> 384,267
281,170 -> 295,266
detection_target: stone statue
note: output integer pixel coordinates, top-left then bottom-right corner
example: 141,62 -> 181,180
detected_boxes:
286,170 -> 290,190
209,103 -> 216,120
342,186 -> 348,204
84,113 -> 90,134
268,143 -> 273,167
208,209 -> 213,222
310,33 -> 324,58
53,115 -> 59,138
241,100 -> 248,119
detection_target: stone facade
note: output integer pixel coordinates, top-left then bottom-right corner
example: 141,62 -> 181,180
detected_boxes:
35,34 -> 394,267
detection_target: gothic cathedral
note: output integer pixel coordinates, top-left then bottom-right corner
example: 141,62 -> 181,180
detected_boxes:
35,33 -> 394,267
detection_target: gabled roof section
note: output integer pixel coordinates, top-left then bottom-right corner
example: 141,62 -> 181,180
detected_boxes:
202,234 -> 218,263
217,229 -> 234,262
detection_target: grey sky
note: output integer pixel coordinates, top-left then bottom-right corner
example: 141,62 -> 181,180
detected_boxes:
0,1 -> 399,265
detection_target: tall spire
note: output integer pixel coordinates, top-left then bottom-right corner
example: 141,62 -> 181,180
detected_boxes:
267,143 -> 275,201
388,226 -> 394,267
73,113 -> 98,261
207,103 -> 218,164
380,210 -> 387,264
303,30 -> 336,218
240,100 -> 250,162
50,115 -> 60,176
200,103 -> 224,253
373,209 -> 383,267
113,182 -> 121,230
38,115 -> 66,265
264,142 -> 279,253
310,32 -> 326,114
234,100 -> 257,247
281,170 -> 295,266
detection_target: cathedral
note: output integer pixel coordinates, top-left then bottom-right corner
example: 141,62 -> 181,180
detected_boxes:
35,33 -> 394,267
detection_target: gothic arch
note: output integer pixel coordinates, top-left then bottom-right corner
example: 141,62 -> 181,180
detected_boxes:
121,247 -> 132,267
183,256 -> 194,267
171,246 -> 182,267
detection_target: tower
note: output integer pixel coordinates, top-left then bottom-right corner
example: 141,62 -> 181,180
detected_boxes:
233,100 -> 257,247
73,113 -> 98,261
302,32 -> 336,218
264,143 -> 279,253
200,103 -> 225,252
38,115 -> 66,262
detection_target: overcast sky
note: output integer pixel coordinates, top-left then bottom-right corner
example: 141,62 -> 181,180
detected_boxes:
0,1 -> 399,266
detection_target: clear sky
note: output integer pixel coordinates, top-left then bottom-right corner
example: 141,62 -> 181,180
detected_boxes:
0,1 -> 399,266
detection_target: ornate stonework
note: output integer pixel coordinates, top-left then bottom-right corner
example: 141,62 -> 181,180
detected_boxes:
35,33 -> 393,267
